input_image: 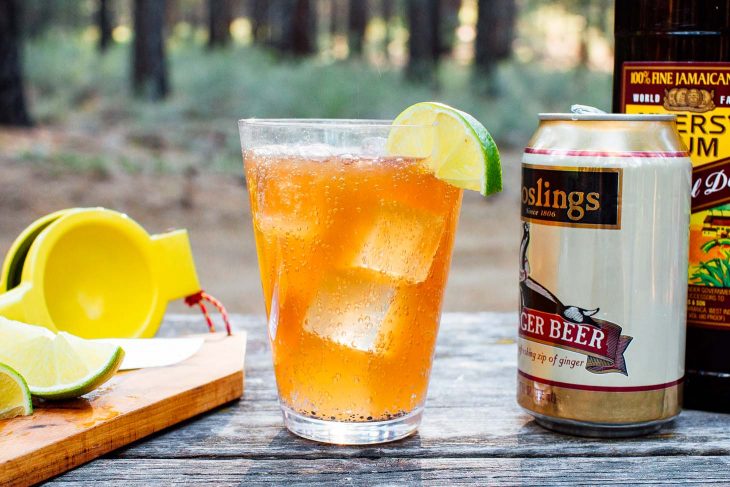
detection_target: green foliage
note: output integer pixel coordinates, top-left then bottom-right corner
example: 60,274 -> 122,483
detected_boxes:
692,251 -> 730,287
24,33 -> 127,123
701,238 -> 730,253
19,148 -> 110,179
22,0 -> 94,38
23,34 -> 611,173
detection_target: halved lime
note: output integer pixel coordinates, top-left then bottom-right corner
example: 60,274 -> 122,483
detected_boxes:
0,362 -> 32,419
0,318 -> 124,400
387,102 -> 502,196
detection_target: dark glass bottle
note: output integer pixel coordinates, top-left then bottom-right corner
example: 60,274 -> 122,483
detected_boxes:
613,0 -> 730,113
614,0 -> 730,413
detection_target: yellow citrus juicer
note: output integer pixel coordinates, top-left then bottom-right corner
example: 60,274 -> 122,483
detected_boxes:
0,208 -> 80,293
0,208 -> 228,338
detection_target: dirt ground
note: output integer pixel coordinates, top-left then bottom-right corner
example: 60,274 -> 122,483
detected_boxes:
0,127 -> 521,315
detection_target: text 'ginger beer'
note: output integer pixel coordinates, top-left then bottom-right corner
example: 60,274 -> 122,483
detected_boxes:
517,111 -> 691,437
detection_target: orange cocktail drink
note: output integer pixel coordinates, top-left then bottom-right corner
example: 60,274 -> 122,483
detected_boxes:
239,120 -> 462,444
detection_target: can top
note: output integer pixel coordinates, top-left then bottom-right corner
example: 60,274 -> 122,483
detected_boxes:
528,106 -> 687,154
538,113 -> 676,122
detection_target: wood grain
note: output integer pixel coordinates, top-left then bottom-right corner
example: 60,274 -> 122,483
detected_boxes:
46,456 -> 730,485
0,332 -> 246,487
42,313 -> 730,485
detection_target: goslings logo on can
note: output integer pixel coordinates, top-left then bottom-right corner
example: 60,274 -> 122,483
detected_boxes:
521,164 -> 622,229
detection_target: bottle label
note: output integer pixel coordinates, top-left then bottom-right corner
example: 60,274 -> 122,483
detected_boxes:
621,62 -> 730,330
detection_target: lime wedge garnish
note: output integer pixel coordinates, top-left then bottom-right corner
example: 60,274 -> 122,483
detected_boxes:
0,362 -> 32,419
387,101 -> 502,196
0,318 -> 124,400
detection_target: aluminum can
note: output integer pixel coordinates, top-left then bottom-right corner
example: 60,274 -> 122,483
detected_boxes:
517,112 -> 692,437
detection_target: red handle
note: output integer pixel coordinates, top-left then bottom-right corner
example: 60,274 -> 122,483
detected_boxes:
185,291 -> 232,336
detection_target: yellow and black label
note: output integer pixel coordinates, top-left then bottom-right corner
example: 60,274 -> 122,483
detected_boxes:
521,164 -> 621,229
621,61 -> 730,329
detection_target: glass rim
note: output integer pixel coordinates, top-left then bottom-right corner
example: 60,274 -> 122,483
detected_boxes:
237,118 -> 433,129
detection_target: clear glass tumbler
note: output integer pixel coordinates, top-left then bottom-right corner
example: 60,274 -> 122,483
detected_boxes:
239,119 -> 462,444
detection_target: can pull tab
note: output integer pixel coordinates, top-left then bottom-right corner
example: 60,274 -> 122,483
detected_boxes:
570,104 -> 606,115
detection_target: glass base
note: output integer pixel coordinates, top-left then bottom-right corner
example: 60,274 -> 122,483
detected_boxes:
281,405 -> 422,445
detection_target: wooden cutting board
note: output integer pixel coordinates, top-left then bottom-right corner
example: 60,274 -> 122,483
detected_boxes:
0,332 -> 246,487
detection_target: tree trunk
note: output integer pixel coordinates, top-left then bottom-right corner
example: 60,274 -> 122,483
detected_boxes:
348,0 -> 367,56
251,0 -> 269,44
438,0 -> 461,57
289,0 -> 315,56
132,0 -> 169,100
473,0 -> 516,94
97,0 -> 114,52
382,0 -> 395,59
330,0 -> 345,37
382,0 -> 395,24
430,0 -> 441,62
577,0 -> 602,69
406,0 -> 439,83
208,0 -> 232,48
0,0 -> 32,126
165,0 -> 180,31
273,0 -> 315,56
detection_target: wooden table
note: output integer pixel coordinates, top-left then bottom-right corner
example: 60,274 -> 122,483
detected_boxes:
48,313 -> 730,485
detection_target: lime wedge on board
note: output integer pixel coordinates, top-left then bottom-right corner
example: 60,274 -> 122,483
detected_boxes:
0,362 -> 32,419
0,318 -> 124,400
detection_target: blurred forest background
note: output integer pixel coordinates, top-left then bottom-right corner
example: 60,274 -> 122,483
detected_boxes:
0,0 -> 614,314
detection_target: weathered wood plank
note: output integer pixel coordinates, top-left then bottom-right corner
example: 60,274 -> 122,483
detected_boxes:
40,312 -> 730,485
108,313 -> 730,461
48,456 -> 730,485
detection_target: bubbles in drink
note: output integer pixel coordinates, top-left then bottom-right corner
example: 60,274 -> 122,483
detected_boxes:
244,147 -> 463,421
247,148 -> 329,238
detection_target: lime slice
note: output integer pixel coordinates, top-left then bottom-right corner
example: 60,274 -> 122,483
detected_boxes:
387,101 -> 502,196
0,362 -> 32,419
0,318 -> 124,400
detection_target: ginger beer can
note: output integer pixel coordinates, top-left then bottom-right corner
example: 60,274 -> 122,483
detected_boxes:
517,112 -> 692,437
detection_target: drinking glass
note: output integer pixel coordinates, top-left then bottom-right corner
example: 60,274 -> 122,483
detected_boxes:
239,119 -> 462,444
